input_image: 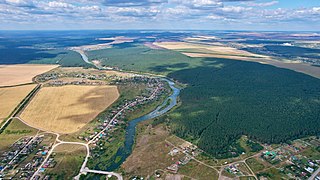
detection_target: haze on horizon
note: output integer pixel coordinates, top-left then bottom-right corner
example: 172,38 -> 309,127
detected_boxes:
0,0 -> 320,31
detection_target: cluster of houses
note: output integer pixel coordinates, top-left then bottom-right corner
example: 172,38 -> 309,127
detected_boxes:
166,142 -> 201,174
285,155 -> 319,179
0,136 -> 53,179
0,137 -> 34,169
225,163 -> 243,176
258,138 -> 320,179
47,79 -> 105,86
36,72 -> 110,83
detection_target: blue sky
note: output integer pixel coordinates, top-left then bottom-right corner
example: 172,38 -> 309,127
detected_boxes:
0,0 -> 319,31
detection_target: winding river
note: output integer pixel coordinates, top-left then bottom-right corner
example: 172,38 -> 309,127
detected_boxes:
75,50 -> 181,171
104,78 -> 180,171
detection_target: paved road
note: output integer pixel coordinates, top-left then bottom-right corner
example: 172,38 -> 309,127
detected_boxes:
13,116 -> 122,180
31,135 -> 91,180
309,167 -> 320,180
83,169 -> 123,180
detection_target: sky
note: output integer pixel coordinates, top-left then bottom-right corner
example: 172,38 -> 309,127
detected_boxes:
0,0 -> 319,31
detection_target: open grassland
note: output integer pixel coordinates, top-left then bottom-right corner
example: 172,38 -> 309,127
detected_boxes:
122,119 -> 219,179
122,120 -> 184,178
0,84 -> 37,123
46,144 -> 86,179
0,64 -> 58,86
0,118 -> 37,152
178,160 -> 219,179
20,85 -> 119,133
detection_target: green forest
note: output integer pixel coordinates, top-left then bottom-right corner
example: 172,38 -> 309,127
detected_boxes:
85,44 -> 320,158
167,58 -> 320,158
87,44 -> 200,74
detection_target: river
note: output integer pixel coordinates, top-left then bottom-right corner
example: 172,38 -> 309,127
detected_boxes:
103,78 -> 180,171
75,50 -> 181,171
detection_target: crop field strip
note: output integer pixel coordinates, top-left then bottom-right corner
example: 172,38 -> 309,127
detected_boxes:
0,64 -> 59,87
20,85 -> 119,133
0,84 -> 37,124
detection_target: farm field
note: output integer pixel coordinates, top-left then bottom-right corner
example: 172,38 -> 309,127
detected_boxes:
0,64 -> 58,86
155,41 -> 320,79
0,84 -> 37,123
20,85 -> 119,133
154,41 -> 266,59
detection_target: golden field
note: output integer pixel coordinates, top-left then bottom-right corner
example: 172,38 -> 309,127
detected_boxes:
20,85 -> 119,133
0,64 -> 58,86
0,84 -> 36,123
155,41 -> 320,79
154,41 -> 266,59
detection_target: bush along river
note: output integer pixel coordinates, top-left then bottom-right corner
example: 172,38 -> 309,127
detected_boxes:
104,78 -> 180,171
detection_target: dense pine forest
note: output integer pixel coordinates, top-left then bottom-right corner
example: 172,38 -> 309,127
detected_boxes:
167,58 -> 320,158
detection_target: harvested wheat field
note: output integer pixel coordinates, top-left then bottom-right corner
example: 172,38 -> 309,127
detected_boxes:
155,41 -> 320,79
154,41 -> 266,58
20,85 -> 119,133
0,64 -> 58,86
0,84 -> 36,123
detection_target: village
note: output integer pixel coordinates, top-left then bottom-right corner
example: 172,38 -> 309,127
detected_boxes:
165,141 -> 202,174
220,137 -> 320,180
137,133 -> 320,180
0,135 -> 54,179
0,68 -> 170,180
78,77 -> 168,148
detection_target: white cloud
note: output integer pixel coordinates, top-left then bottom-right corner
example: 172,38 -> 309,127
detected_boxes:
0,0 -> 319,30
220,6 -> 252,13
244,1 -> 278,7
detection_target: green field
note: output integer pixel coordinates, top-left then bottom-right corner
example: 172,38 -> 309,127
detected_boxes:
258,167 -> 288,180
301,147 -> 320,160
46,145 -> 86,179
246,158 -> 265,173
0,118 -> 37,152
178,160 -> 219,179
